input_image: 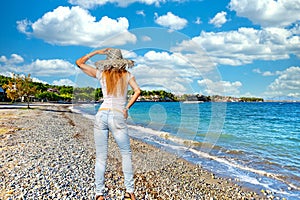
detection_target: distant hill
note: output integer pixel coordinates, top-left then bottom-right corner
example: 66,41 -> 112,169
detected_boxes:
265,96 -> 300,102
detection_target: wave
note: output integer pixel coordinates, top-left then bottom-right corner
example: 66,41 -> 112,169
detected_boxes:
71,104 -> 300,198
69,105 -> 96,120
189,148 -> 300,191
128,124 -> 300,195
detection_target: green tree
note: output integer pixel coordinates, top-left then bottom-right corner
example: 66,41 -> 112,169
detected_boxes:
59,93 -> 73,102
2,79 -> 18,102
19,74 -> 38,108
59,86 -> 74,95
2,74 -> 38,108
34,82 -> 49,92
240,97 -> 264,102
36,91 -> 60,102
94,88 -> 103,101
0,75 -> 11,86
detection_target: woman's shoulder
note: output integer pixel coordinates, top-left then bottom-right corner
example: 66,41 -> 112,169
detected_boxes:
96,69 -> 103,80
126,71 -> 134,79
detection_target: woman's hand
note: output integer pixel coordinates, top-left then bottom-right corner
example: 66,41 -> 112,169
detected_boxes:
96,48 -> 111,55
81,48 -> 110,59
123,109 -> 128,119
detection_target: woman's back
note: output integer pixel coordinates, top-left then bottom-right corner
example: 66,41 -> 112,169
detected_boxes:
97,70 -> 133,111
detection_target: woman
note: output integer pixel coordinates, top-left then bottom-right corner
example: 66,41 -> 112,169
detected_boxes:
76,48 -> 140,200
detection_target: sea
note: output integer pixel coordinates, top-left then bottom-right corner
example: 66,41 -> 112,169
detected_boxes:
72,102 -> 300,199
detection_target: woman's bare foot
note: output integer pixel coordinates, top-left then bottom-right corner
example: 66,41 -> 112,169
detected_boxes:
123,192 -> 136,200
95,195 -> 104,200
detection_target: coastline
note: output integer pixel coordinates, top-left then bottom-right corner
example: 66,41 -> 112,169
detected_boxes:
1,104 -> 276,199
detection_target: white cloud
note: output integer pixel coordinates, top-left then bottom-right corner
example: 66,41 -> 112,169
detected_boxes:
31,77 -> 48,84
23,59 -> 78,77
262,71 -> 274,76
229,0 -> 300,27
240,92 -> 255,97
173,27 -> 300,66
130,50 -> 217,94
198,79 -> 242,96
252,68 -> 262,74
52,79 -> 77,86
10,54 -> 24,64
16,19 -> 32,33
253,68 -> 282,76
141,35 -> 152,41
132,64 -> 192,93
17,6 -> 136,47
0,54 -> 77,77
135,50 -> 214,74
68,0 -> 184,8
209,11 -> 227,28
119,49 -> 137,59
266,66 -> 300,97
0,56 -> 7,63
195,17 -> 202,25
0,54 -> 24,64
136,10 -> 146,17
0,72 -> 14,78
154,12 -> 188,31
134,51 -> 189,74
0,71 -> 49,85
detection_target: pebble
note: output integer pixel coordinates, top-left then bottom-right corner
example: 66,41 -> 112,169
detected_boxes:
0,105 -> 280,199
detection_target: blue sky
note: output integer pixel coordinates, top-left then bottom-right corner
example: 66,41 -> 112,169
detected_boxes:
0,0 -> 300,100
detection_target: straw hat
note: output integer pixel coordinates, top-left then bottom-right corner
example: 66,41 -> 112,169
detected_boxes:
95,48 -> 134,70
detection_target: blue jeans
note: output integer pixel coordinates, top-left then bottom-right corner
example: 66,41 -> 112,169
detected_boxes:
94,109 -> 134,196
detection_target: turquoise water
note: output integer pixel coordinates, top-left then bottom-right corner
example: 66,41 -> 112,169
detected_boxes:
74,102 -> 300,199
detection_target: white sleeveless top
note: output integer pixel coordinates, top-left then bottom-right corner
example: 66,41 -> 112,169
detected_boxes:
96,70 -> 133,111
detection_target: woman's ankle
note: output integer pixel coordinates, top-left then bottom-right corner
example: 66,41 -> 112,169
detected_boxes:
95,195 -> 104,200
124,192 -> 136,200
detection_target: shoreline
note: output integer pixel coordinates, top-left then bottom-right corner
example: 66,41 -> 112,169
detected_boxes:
1,104 -> 278,199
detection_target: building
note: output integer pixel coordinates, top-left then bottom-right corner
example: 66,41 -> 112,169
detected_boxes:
0,87 -> 5,101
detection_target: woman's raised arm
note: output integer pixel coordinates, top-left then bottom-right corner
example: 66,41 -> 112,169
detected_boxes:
75,48 -> 109,78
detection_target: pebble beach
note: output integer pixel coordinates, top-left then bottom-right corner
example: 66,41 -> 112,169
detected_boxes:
1,104 -> 277,199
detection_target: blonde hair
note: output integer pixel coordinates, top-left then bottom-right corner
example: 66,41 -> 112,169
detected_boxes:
102,68 -> 128,97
